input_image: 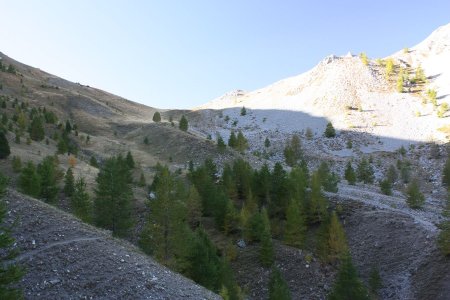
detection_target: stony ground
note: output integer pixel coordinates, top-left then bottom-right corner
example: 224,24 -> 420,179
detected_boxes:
3,189 -> 219,300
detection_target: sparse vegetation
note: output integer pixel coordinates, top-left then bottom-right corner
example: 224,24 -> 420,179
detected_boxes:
406,179 -> 425,209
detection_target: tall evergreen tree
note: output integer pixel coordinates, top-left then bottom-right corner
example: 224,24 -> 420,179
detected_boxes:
0,173 -> 24,300
284,199 -> 306,248
152,111 -> 161,122
236,131 -> 248,152
260,208 -> 274,267
0,131 -> 10,159
94,156 -> 134,237
186,186 -> 203,229
327,211 -> 348,263
269,267 -> 291,300
283,134 -> 303,167
179,115 -> 188,131
71,177 -> 92,223
29,117 -> 45,141
217,135 -> 226,152
379,178 -> 392,195
324,122 -> 336,138
318,162 -> 339,193
344,161 -> 356,185
269,162 -> 289,219
328,254 -> 369,300
126,151 -> 135,169
64,167 -> 75,197
18,161 -> 41,197
309,171 -> 328,224
437,194 -> 450,256
228,131 -> 237,148
37,156 -> 59,203
357,158 -> 374,184
406,179 -> 425,209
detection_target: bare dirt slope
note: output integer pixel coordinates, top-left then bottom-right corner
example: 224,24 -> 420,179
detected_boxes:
4,189 -> 219,300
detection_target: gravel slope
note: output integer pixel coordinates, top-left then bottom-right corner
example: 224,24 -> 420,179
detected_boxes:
3,189 -> 219,300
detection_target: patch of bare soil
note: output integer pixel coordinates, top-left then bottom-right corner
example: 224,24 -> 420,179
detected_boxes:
4,189 -> 219,300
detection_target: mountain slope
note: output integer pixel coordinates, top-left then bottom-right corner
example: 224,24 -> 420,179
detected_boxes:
197,23 -> 450,146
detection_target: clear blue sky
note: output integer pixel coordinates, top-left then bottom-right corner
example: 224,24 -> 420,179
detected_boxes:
1,1 -> 449,109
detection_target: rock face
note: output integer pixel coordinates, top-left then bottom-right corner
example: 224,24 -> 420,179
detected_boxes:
4,189 -> 219,300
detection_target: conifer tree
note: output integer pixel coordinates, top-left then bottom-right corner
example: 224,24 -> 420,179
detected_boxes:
65,120 -> 72,133
37,156 -> 59,203
344,161 -> 356,185
11,156 -> 22,173
138,172 -> 146,187
228,131 -> 237,148
327,211 -> 348,263
71,177 -> 91,223
29,117 -> 45,141
186,186 -> 203,229
385,58 -> 394,78
90,156 -> 99,168
0,131 -> 10,159
236,131 -> 248,152
126,151 -> 135,169
328,254 -> 369,300
94,156 -> 133,237
287,165 -> 308,211
269,267 -> 291,300
284,135 -> 303,166
19,161 -> 41,197
152,111 -> 161,122
264,137 -> 270,148
309,171 -> 328,224
443,156 -> 450,188
387,165 -> 398,184
357,158 -> 374,184
240,106 -> 247,116
179,115 -> 188,131
324,122 -> 336,138
368,265 -> 383,296
260,208 -> 274,267
254,163 -> 272,207
437,194 -> 450,256
64,167 -> 75,197
284,199 -> 306,248
269,162 -> 289,219
217,135 -> 226,152
318,161 -> 339,193
0,173 -> 24,299
223,199 -> 239,235
379,178 -> 392,195
406,179 -> 425,209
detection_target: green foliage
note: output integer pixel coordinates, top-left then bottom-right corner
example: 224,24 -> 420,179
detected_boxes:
89,156 -> 99,168
368,265 -> 383,296
143,136 -> 149,145
305,127 -> 313,140
396,73 -> 404,93
138,172 -> 146,187
0,131 -> 10,159
264,137 -> 271,148
406,179 -> 425,209
357,158 -> 374,184
415,65 -> 426,83
379,178 -> 392,195
387,165 -> 398,184
71,177 -> 92,223
236,131 -> 248,152
240,106 -> 247,116
328,254 -> 369,300
126,151 -> 135,169
437,195 -> 450,256
359,52 -> 368,66
65,120 -> 72,133
0,173 -> 24,300
309,171 -> 328,224
326,212 -> 348,263
18,161 -> 41,197
385,58 -> 394,78
94,155 -> 134,237
179,115 -> 188,131
283,135 -> 303,166
186,186 -> 203,229
324,122 -> 336,138
344,161 -> 356,185
438,102 -> 448,118
318,162 -> 339,193
269,267 -> 291,300
260,208 -> 274,267
228,131 -> 237,148
63,167 -> 75,197
152,111 -> 161,122
284,199 -> 306,248
37,156 -> 59,203
217,135 -> 226,152
11,156 -> 22,173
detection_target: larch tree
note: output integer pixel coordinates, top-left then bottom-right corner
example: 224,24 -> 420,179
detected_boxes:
63,167 -> 75,197
327,211 -> 348,263
268,267 -> 292,300
71,177 -> 92,223
19,161 -> 41,197
260,208 -> 274,267
406,179 -> 425,209
309,171 -> 328,224
37,156 -> 59,203
344,161 -> 356,185
94,156 -> 134,237
284,199 -> 307,248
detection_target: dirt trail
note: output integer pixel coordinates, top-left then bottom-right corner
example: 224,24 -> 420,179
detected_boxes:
4,189 -> 219,300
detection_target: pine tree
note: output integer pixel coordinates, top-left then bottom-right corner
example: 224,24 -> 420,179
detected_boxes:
11,156 -> 22,173
217,135 -> 226,152
179,115 -> 188,131
126,151 -> 135,169
264,137 -> 271,148
318,162 -> 339,193
327,211 -> 348,263
152,111 -> 161,122
29,117 -> 45,141
19,161 -> 41,197
284,199 -> 306,248
387,165 -> 398,184
0,131 -> 10,159
94,156 -> 134,237
37,156 -> 59,203
138,172 -> 146,187
64,167 -> 75,197
186,186 -> 203,229
368,265 -> 383,296
223,199 -> 239,235
357,158 -> 374,184
328,254 -> 369,300
406,179 -> 425,209
65,120 -> 72,133
240,106 -> 247,116
284,135 -> 303,166
228,131 -> 237,148
309,171 -> 328,224
324,122 -> 336,138
71,177 -> 92,223
260,208 -> 274,267
269,267 -> 291,300
379,178 -> 392,195
236,131 -> 248,152
90,156 -> 99,168
0,173 -> 24,299
344,161 -> 356,185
